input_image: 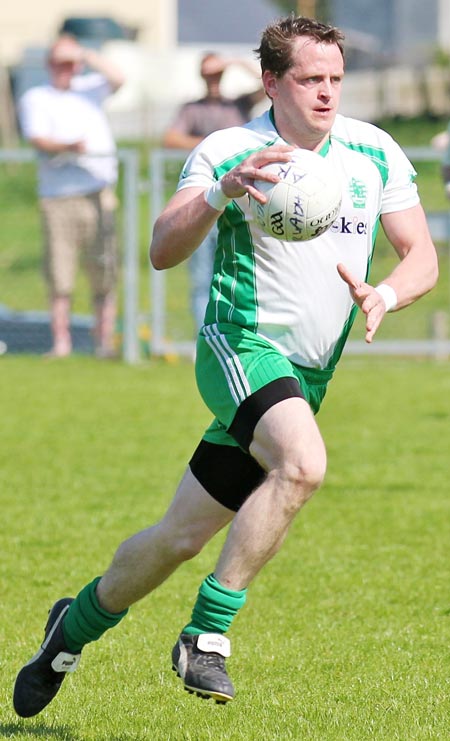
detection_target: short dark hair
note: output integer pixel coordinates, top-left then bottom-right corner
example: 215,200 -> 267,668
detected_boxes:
255,15 -> 345,77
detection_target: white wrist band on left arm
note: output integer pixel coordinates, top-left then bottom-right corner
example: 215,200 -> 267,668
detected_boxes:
375,283 -> 398,312
204,180 -> 232,212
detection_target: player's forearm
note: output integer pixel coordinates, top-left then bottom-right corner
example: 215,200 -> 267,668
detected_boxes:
380,205 -> 439,310
381,244 -> 439,310
150,190 -> 220,270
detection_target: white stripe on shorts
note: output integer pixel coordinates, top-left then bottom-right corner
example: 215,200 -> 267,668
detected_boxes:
203,324 -> 251,406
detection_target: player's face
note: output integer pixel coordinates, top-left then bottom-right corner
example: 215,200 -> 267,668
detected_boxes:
263,37 -> 344,149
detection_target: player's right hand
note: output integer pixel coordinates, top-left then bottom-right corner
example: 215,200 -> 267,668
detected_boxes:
220,144 -> 294,204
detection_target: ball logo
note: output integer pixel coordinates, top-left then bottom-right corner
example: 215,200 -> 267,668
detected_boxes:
270,211 -> 285,236
249,148 -> 342,242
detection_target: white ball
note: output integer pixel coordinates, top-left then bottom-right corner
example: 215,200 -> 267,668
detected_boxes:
249,148 -> 342,241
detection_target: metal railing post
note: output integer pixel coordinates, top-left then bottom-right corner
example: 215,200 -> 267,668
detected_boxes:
120,147 -> 140,364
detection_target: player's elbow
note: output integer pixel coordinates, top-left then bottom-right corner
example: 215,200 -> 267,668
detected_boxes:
424,249 -> 439,293
430,256 -> 439,289
149,226 -> 176,271
149,240 -> 167,271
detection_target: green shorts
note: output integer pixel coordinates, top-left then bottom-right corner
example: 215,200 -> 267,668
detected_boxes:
195,323 -> 334,449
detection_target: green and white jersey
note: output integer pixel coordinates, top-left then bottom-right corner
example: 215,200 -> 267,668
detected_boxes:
177,109 -> 419,371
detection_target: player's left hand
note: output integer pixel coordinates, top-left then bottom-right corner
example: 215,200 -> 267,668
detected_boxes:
337,263 -> 388,344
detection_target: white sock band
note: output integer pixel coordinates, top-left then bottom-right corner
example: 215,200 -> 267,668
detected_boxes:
375,283 -> 397,312
204,180 -> 232,212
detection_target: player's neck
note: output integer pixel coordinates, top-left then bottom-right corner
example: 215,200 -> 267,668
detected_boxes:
280,127 -> 330,153
270,107 -> 331,151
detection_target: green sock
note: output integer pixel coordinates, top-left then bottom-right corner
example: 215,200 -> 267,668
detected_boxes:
183,573 -> 247,635
62,577 -> 128,653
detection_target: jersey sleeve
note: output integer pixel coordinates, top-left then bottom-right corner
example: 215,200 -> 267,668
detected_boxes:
176,139 -> 216,191
381,134 -> 419,214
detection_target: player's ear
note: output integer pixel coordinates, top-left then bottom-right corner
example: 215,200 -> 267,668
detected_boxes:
262,70 -> 277,99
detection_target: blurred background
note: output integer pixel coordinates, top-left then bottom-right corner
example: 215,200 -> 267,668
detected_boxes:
3,0 -> 450,140
1,0 -> 449,361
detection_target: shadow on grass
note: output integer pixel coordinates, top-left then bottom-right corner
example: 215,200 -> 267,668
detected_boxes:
0,723 -> 78,740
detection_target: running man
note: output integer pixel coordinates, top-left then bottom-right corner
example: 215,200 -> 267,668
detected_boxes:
14,15 -> 438,715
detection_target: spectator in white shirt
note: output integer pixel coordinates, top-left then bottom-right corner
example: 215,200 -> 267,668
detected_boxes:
19,35 -> 124,357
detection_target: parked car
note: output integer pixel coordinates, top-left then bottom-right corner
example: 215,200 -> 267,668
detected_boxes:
58,16 -> 138,43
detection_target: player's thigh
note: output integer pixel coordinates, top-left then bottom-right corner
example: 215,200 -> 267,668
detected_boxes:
250,396 -> 327,482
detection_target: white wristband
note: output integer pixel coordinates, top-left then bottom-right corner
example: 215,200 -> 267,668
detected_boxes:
204,180 -> 231,212
375,283 -> 398,312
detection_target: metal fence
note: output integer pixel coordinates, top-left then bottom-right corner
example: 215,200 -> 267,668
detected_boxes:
1,145 -> 449,362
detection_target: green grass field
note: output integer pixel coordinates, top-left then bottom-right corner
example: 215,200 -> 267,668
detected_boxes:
1,354 -> 449,740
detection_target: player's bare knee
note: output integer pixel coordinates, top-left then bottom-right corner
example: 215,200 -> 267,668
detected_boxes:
279,453 -> 326,505
303,454 -> 327,491
158,518 -> 209,563
171,531 -> 205,562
